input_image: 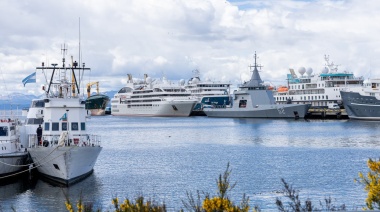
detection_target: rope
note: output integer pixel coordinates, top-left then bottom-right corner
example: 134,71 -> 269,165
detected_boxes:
0,142 -> 60,168
0,144 -> 77,179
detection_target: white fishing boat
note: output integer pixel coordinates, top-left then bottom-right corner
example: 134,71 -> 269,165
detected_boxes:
25,46 -> 102,185
0,118 -> 28,177
274,55 -> 363,108
111,74 -> 197,117
203,52 -> 311,118
340,78 -> 380,120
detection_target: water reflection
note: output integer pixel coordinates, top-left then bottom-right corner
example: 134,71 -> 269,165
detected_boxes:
1,116 -> 379,210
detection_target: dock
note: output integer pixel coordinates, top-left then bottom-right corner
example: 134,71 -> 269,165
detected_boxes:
306,108 -> 348,119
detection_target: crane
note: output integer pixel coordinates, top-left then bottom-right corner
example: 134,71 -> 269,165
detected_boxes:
87,81 -> 99,97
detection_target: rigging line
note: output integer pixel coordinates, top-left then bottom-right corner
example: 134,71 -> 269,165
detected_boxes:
0,141 -> 62,167
0,145 -> 77,179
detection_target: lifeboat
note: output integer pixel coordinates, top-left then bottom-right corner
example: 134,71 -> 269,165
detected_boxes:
277,86 -> 289,92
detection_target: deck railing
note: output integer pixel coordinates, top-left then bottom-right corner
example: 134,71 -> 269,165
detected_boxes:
28,133 -> 101,148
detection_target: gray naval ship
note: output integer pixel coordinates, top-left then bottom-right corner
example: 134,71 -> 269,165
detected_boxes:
203,53 -> 311,118
340,79 -> 380,120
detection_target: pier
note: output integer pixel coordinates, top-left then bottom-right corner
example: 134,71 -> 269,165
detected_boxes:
306,108 -> 348,119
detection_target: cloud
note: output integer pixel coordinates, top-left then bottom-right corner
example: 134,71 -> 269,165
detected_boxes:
1,0 -> 380,95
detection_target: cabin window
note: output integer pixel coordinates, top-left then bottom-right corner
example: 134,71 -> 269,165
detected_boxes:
10,126 -> 15,136
27,118 -> 43,125
52,122 -> 59,131
326,95 -> 329,100
81,122 -> 86,131
239,100 -> 247,108
0,126 -> 8,136
71,122 -> 79,131
44,122 -> 50,131
32,100 -> 45,108
62,123 -> 67,131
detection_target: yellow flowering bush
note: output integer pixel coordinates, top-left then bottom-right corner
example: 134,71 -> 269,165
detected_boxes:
357,158 -> 380,210
65,192 -> 98,212
112,196 -> 166,212
195,163 -> 251,212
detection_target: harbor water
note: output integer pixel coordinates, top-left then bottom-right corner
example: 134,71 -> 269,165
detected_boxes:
1,116 -> 380,211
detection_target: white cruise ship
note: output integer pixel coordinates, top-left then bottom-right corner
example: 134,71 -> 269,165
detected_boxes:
184,69 -> 231,113
111,74 -> 198,117
185,69 -> 231,98
274,55 -> 363,108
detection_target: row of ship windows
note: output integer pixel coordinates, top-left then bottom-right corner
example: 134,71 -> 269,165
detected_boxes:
190,89 -> 227,92
127,105 -> 159,108
276,95 -> 330,101
43,122 -> 86,131
112,104 -> 158,108
196,85 -> 229,87
289,84 -> 349,90
131,94 -> 190,98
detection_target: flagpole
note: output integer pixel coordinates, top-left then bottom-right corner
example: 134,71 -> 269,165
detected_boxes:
66,109 -> 69,133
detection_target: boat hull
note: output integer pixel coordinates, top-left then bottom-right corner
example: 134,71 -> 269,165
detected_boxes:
0,152 -> 28,176
204,104 -> 310,118
28,146 -> 102,185
341,91 -> 380,120
88,108 -> 106,116
85,94 -> 110,116
112,100 -> 197,117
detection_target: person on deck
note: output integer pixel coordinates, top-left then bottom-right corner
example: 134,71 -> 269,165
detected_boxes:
36,124 -> 42,145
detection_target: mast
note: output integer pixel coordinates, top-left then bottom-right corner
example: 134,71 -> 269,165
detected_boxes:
36,43 -> 91,98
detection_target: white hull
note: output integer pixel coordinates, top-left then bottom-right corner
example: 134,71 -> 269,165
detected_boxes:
28,146 -> 102,184
112,100 -> 196,117
0,152 -> 28,176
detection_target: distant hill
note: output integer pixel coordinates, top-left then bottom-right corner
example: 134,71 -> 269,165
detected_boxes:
0,91 -> 117,110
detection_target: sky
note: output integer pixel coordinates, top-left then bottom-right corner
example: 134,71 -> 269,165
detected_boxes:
1,0 -> 380,96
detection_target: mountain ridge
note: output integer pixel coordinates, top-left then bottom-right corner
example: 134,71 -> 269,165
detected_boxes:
0,91 -> 117,110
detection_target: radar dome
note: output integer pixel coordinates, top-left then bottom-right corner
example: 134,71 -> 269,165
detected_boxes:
306,67 -> 313,76
179,79 -> 185,85
298,67 -> 306,76
146,77 -> 153,83
321,67 -> 329,74
191,77 -> 200,84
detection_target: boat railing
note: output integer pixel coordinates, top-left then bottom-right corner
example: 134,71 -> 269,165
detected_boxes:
28,133 -> 101,148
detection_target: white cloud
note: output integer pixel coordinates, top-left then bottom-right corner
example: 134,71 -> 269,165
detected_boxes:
1,0 -> 380,95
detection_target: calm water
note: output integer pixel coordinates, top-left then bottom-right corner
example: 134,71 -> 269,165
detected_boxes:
1,116 -> 380,211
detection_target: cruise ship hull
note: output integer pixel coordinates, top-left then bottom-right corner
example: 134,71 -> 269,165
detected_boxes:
204,104 -> 310,118
0,152 -> 28,176
28,146 -> 102,185
112,100 -> 197,117
341,91 -> 380,120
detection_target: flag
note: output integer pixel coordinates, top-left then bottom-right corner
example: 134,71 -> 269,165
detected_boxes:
22,72 -> 36,87
59,113 -> 67,121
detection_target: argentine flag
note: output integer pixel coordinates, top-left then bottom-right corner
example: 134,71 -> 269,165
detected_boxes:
59,113 -> 67,121
22,72 -> 36,87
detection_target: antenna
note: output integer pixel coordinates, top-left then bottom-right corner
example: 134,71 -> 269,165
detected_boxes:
79,17 -> 81,68
248,52 -> 263,72
61,43 -> 67,68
